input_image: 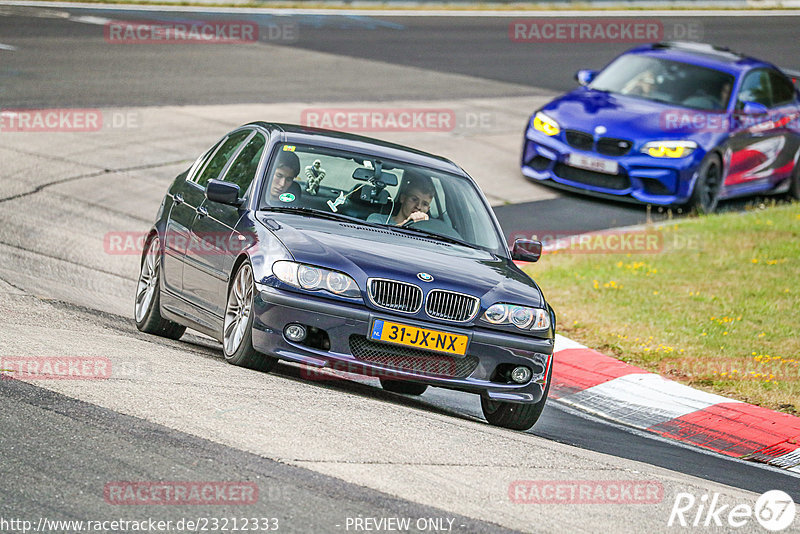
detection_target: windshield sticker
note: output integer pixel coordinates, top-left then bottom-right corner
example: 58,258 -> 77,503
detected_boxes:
282,145 -> 296,152
279,192 -> 295,203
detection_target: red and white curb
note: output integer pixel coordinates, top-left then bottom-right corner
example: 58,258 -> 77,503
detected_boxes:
551,334 -> 800,473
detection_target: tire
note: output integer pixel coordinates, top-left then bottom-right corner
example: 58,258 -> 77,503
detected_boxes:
687,154 -> 723,214
789,160 -> 800,201
223,261 -> 277,372
481,363 -> 552,431
134,236 -> 186,340
380,379 -> 428,396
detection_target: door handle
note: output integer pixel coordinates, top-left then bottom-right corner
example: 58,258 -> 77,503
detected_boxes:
174,193 -> 184,205
196,206 -> 208,217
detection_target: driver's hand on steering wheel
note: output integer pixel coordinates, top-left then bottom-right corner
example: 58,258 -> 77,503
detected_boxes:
400,211 -> 429,227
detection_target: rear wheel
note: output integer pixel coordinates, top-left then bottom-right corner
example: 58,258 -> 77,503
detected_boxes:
789,159 -> 800,200
380,379 -> 428,396
223,261 -> 277,372
481,363 -> 552,431
688,154 -> 722,214
134,236 -> 186,340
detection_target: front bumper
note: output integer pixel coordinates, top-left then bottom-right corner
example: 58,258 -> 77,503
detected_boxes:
252,285 -> 554,404
522,126 -> 705,206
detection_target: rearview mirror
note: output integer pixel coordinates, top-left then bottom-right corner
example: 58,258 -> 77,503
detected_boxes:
575,69 -> 597,87
206,179 -> 242,206
352,168 -> 399,186
511,239 -> 542,262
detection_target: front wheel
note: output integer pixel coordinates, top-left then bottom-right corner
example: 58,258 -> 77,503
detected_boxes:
223,261 -> 277,372
481,364 -> 551,431
687,154 -> 723,214
134,236 -> 186,340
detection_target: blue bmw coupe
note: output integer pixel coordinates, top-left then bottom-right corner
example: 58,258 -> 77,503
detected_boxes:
522,42 -> 800,212
136,123 -> 555,430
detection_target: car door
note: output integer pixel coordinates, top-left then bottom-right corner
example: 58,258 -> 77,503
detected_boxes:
183,130 -> 266,318
726,68 -> 797,188
178,129 -> 252,312
162,139 -> 224,295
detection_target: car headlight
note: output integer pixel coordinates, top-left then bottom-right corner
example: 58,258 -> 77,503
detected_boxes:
641,140 -> 697,158
272,261 -> 361,298
482,303 -> 550,331
532,111 -> 560,137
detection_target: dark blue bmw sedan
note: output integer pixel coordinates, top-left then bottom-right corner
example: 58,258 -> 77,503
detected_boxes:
522,41 -> 800,212
135,123 -> 555,430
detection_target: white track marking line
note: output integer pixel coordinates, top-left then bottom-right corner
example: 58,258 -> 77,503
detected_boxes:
0,42 -> 17,50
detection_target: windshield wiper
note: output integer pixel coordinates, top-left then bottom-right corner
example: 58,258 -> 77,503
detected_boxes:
385,224 -> 480,250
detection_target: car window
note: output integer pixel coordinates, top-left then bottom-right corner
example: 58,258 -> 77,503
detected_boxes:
737,69 -> 772,108
192,129 -> 251,188
769,70 -> 796,107
589,54 -> 735,111
260,143 -> 504,254
219,132 -> 266,196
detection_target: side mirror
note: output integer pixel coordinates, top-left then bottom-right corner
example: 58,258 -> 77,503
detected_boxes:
740,101 -> 768,115
575,69 -> 597,87
206,179 -> 242,206
511,239 -> 542,262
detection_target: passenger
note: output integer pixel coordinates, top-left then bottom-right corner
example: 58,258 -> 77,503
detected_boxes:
269,151 -> 302,202
389,171 -> 435,226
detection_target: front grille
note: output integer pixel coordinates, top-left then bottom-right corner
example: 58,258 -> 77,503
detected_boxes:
554,163 -> 630,190
565,129 -> 593,150
368,279 -> 422,314
565,130 -> 632,157
425,290 -> 480,322
597,137 -> 632,156
640,177 -> 673,196
349,335 -> 479,378
528,155 -> 551,171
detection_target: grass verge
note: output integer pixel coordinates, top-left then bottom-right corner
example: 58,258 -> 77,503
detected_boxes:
524,201 -> 800,415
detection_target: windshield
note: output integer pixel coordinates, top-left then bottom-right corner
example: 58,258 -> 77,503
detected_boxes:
590,54 -> 735,111
259,143 -> 504,254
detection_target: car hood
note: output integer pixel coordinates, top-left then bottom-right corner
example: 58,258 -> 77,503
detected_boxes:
540,88 -> 713,142
257,213 -> 544,308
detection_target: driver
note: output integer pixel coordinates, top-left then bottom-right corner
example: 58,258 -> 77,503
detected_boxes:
390,171 -> 435,226
269,150 -> 302,203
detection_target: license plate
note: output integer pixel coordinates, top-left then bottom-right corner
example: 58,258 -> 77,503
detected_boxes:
370,319 -> 468,356
568,153 -> 619,175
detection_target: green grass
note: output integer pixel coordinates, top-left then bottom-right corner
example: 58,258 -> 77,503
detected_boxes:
524,202 -> 800,415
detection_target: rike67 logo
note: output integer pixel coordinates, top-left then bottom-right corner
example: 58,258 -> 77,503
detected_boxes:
669,490 -> 796,531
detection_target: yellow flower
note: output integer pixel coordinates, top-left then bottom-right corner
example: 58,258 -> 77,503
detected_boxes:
700,332 -> 707,336
751,258 -> 759,264
758,332 -> 766,338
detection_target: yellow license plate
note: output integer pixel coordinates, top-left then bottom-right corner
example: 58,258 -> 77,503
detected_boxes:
370,319 -> 468,356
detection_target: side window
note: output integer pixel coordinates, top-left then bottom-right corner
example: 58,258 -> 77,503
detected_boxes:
737,70 -> 772,108
193,130 -> 251,188
187,140 -> 223,183
220,133 -> 266,196
769,71 -> 796,107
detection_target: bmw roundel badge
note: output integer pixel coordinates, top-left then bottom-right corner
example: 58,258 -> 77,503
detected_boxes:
417,272 -> 434,282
